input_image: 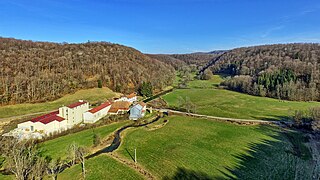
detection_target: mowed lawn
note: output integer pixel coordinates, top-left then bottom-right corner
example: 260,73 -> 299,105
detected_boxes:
164,74 -> 320,120
40,121 -> 129,160
117,116 -> 314,179
58,155 -> 143,180
0,87 -> 119,119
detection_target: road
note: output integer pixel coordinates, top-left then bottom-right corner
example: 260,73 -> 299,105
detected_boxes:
0,111 -> 53,122
150,108 -> 284,126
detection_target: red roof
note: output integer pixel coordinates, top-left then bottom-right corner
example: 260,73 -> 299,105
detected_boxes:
89,101 -> 112,113
30,111 -> 65,124
138,101 -> 146,107
67,101 -> 87,108
126,93 -> 137,99
109,101 -> 131,113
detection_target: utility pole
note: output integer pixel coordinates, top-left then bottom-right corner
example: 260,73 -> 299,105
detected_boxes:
134,148 -> 137,163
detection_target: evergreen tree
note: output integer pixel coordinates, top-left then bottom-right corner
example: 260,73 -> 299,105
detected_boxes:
138,82 -> 153,97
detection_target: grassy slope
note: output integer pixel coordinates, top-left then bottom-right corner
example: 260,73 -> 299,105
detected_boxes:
164,75 -> 320,120
117,116 -> 313,179
58,155 -> 143,180
0,87 -> 119,119
0,174 -> 13,180
40,121 -> 128,160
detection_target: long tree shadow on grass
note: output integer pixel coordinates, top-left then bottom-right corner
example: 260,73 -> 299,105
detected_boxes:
125,148 -> 135,162
251,115 -> 292,122
163,167 -> 213,180
212,125 -> 316,180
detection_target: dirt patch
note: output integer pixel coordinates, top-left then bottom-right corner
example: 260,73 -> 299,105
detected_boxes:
146,119 -> 169,131
109,153 -> 156,180
147,97 -> 167,109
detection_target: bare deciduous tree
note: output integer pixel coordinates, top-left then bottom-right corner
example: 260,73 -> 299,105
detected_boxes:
47,158 -> 64,180
30,157 -> 47,180
0,138 -> 40,180
66,142 -> 79,166
76,147 -> 87,180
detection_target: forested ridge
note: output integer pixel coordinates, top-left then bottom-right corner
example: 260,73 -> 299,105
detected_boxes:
207,43 -> 320,101
0,38 -> 175,105
147,53 -> 220,71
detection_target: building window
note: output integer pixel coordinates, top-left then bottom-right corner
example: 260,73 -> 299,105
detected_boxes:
30,126 -> 34,131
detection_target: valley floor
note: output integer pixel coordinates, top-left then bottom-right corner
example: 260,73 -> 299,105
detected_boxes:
163,75 -> 320,121
1,75 -> 319,179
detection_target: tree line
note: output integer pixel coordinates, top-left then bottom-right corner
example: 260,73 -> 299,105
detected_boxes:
0,38 -> 175,105
209,43 -> 320,101
0,137 -> 87,180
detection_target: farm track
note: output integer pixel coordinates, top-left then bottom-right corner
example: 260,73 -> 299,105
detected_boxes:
0,111 -> 52,122
151,108 -> 283,126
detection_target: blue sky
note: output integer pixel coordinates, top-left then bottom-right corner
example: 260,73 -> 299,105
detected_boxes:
0,0 -> 320,53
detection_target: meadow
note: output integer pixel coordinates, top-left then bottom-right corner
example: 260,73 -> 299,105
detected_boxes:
164,75 -> 320,120
40,121 -> 129,160
0,87 -> 119,119
117,115 -> 314,179
58,155 -> 143,180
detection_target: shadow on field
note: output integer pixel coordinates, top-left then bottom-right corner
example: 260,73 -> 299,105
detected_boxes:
163,167 -> 213,180
212,126 -> 315,180
251,115 -> 291,121
125,148 -> 135,162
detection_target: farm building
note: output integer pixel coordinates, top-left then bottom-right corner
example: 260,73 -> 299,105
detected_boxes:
15,100 -> 89,137
17,110 -> 67,135
108,101 -> 132,115
83,101 -> 112,123
115,92 -> 137,103
58,100 -> 89,128
129,102 -> 147,120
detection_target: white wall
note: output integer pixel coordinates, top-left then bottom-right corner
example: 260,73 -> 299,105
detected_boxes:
18,120 -> 68,135
59,102 -> 89,127
83,105 -> 111,124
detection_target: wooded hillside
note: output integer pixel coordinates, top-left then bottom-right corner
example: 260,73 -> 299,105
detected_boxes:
147,53 -> 220,71
0,38 -> 175,105
207,43 -> 320,101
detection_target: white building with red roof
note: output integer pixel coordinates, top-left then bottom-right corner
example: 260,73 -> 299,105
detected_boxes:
58,100 -> 89,128
17,110 -> 67,135
115,92 -> 137,103
15,100 -> 89,136
83,101 -> 112,123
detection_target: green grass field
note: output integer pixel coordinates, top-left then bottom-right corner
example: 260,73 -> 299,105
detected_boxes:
0,87 -> 119,119
187,75 -> 225,88
117,115 -> 314,179
164,75 -> 320,121
0,173 -> 13,180
40,121 -> 129,160
58,155 -> 143,180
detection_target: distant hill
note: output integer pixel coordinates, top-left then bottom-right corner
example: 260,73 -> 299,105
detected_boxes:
0,37 -> 175,105
146,54 -> 187,70
191,50 -> 228,55
204,43 -> 320,101
147,52 -> 224,70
